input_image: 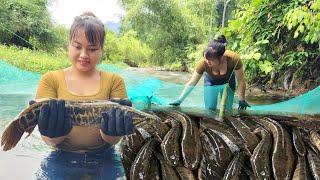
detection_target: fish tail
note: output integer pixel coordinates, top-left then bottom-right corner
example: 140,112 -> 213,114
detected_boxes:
1,119 -> 25,151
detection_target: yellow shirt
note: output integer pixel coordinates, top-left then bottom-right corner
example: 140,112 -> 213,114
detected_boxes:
36,69 -> 127,152
195,50 -> 242,84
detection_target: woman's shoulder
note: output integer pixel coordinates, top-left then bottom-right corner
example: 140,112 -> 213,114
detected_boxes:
100,71 -> 124,81
195,59 -> 206,74
224,50 -> 239,60
224,50 -> 242,69
41,69 -> 64,80
195,59 -> 205,66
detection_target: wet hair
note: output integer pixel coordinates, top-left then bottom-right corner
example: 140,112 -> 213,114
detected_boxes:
69,11 -> 105,49
204,35 -> 227,60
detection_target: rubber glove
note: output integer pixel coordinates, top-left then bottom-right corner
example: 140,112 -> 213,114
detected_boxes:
110,98 -> 132,107
169,85 -> 194,106
238,100 -> 251,110
169,99 -> 182,106
100,108 -> 134,136
38,99 -> 72,138
29,100 -> 36,105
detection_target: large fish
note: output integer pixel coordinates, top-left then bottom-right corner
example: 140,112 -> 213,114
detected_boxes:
310,130 -> 320,152
226,116 -> 259,153
222,151 -> 246,180
292,127 -> 306,156
120,129 -> 145,179
250,128 -> 272,180
160,118 -> 181,166
292,155 -> 310,180
130,139 -> 158,180
307,148 -> 320,180
1,99 -> 160,151
170,111 -> 201,170
253,117 -> 294,180
200,129 -> 232,179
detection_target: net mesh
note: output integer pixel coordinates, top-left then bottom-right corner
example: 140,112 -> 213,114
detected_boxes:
1,60 -> 319,115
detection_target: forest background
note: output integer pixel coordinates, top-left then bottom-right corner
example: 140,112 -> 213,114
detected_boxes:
0,0 -> 319,95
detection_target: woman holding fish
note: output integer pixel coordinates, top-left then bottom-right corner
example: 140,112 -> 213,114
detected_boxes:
170,35 -> 250,111
33,11 -> 133,179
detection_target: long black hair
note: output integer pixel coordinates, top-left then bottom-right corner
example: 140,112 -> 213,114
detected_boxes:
203,35 -> 227,60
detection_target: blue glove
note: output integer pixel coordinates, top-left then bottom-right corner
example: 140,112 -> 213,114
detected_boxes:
100,108 -> 134,136
169,86 -> 194,106
38,99 -> 72,138
238,100 -> 251,110
169,99 -> 182,106
110,98 -> 132,107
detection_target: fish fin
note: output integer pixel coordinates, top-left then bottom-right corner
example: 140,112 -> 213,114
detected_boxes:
24,125 -> 36,138
1,119 -> 25,151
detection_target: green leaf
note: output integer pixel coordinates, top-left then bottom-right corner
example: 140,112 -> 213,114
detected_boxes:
255,39 -> 269,45
298,25 -> 305,33
253,53 -> 261,60
258,60 -> 273,74
294,30 -> 299,38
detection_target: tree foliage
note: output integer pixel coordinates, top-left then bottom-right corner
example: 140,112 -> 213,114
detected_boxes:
104,30 -> 152,66
224,0 -> 319,88
0,0 -> 58,50
120,0 -> 207,66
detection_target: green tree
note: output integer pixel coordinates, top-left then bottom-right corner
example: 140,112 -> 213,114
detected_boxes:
0,0 -> 57,50
224,0 -> 319,88
120,0 -> 206,67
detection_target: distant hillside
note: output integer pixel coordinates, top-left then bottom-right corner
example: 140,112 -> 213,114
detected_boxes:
106,21 -> 120,34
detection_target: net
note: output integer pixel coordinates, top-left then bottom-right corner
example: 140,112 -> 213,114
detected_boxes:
248,86 -> 320,115
0,60 -> 319,115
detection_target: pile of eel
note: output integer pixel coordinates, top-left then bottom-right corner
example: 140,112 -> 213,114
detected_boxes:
120,109 -> 320,180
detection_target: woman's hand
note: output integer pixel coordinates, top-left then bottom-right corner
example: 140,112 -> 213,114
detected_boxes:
238,100 -> 251,110
109,98 -> 132,107
169,99 -> 182,106
38,99 -> 72,138
100,108 -> 134,136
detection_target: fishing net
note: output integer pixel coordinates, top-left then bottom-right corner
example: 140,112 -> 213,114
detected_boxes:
248,86 -> 320,115
0,61 -> 40,94
0,60 -> 319,115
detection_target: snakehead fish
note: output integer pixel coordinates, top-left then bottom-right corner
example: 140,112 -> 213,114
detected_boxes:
253,117 -> 294,180
161,118 -> 181,166
250,129 -> 272,180
170,111 -> 201,170
1,99 -> 160,151
222,151 -> 246,180
226,116 -> 259,153
292,127 -> 306,156
310,130 -> 320,152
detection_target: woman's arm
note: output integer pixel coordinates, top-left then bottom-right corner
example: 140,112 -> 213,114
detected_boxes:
187,70 -> 203,86
235,66 -> 246,100
178,71 -> 202,100
170,70 -> 202,106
